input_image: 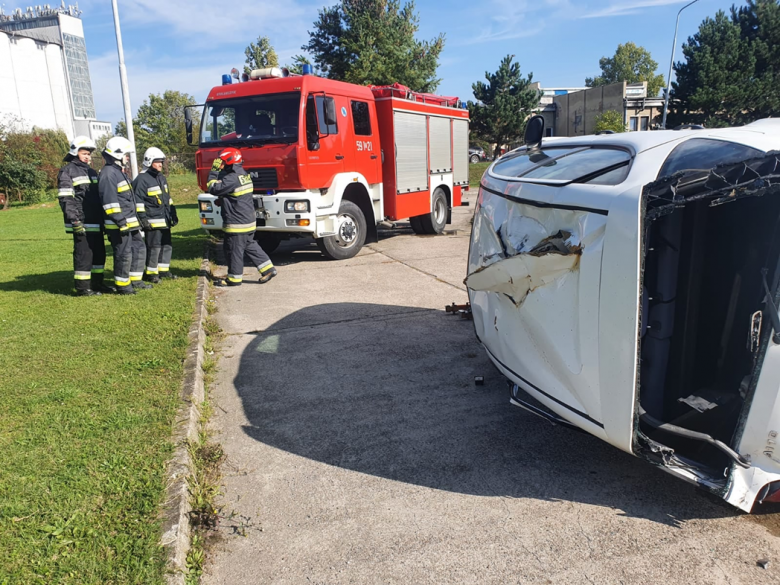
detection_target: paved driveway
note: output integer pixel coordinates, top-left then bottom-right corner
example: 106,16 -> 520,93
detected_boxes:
204,194 -> 780,584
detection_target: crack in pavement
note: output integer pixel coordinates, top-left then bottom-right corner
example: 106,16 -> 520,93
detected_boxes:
366,245 -> 467,292
226,307 -> 437,337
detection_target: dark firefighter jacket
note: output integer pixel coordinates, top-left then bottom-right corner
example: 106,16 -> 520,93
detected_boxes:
57,158 -> 101,233
132,168 -> 176,229
98,161 -> 142,232
207,163 -> 255,233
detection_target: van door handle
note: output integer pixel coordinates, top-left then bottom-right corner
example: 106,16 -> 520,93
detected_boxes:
370,155 -> 378,159
335,155 -> 344,160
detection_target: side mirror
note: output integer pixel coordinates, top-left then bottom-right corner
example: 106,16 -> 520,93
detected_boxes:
524,115 -> 545,150
184,108 -> 193,145
324,98 -> 337,127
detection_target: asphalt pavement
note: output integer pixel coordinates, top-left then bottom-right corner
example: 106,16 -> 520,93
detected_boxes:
203,191 -> 780,584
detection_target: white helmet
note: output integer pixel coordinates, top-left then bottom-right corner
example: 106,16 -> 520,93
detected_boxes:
142,147 -> 166,168
103,136 -> 135,161
68,135 -> 96,157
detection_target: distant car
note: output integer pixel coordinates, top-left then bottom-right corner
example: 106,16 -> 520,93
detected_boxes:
469,145 -> 488,164
467,119 -> 780,512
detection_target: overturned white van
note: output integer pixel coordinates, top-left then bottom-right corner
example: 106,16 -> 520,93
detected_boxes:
467,118 -> 780,512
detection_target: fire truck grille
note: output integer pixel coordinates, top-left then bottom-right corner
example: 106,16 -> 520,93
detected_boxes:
248,168 -> 279,190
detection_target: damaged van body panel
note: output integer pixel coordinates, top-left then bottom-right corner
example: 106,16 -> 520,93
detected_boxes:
468,126 -> 780,512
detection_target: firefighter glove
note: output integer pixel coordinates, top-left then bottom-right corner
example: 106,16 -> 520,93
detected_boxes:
118,219 -> 129,231
170,205 -> 179,227
141,217 -> 151,231
72,221 -> 86,235
211,158 -> 224,172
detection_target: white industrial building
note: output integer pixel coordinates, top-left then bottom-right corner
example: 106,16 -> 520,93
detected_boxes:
0,4 -> 110,141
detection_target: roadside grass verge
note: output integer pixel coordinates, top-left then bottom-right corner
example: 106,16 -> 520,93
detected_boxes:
0,173 -> 206,583
470,161 -> 491,188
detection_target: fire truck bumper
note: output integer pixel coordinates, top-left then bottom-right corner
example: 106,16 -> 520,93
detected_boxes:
197,191 -> 342,238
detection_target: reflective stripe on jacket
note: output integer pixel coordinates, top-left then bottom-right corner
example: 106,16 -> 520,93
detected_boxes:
207,164 -> 256,234
98,162 -> 141,231
132,168 -> 172,229
57,159 -> 101,233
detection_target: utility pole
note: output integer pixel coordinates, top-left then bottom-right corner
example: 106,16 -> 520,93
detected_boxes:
662,0 -> 700,130
111,0 -> 138,178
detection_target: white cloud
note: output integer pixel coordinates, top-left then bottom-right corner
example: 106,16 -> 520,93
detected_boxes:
581,0 -> 690,19
457,0 -> 572,45
88,49 -> 229,125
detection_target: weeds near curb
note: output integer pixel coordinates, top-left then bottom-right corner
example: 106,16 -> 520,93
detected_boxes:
184,302 -> 225,584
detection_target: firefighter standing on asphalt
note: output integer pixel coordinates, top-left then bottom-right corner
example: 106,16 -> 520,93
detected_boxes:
57,136 -> 114,296
207,148 -> 277,286
132,147 -> 179,283
98,137 -> 152,295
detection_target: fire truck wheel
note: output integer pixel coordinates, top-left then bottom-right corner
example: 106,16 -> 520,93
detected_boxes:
254,233 -> 281,254
415,188 -> 448,235
316,200 -> 366,260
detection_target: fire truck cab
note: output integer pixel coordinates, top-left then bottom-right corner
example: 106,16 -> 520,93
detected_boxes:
194,70 -> 470,259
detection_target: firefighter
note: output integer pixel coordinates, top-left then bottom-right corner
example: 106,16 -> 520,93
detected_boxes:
99,137 -> 151,295
132,147 -> 179,283
207,148 -> 277,286
57,136 -> 113,296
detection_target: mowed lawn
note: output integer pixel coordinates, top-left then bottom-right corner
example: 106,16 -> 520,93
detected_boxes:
0,173 -> 206,583
469,161 -> 491,188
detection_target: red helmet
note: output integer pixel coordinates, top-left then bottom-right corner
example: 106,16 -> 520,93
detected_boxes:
218,147 -> 243,165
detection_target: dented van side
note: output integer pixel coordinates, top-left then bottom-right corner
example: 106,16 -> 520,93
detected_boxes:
467,128 -> 780,512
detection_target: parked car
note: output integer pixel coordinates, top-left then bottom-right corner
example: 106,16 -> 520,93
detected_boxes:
469,145 -> 488,163
466,117 -> 780,512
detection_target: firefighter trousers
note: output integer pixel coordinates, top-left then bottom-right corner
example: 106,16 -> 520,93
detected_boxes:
224,232 -> 272,284
72,232 -> 107,292
145,229 -> 172,276
108,230 -> 146,288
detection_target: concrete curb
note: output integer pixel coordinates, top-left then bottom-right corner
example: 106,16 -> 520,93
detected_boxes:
161,248 -> 211,585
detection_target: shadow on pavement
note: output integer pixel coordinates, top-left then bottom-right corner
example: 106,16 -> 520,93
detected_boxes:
233,301 -> 739,527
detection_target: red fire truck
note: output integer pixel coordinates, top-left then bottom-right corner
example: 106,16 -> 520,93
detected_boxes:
191,68 -> 470,259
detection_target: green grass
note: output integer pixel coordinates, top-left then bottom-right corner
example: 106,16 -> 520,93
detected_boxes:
0,173 -> 206,584
469,161 -> 491,188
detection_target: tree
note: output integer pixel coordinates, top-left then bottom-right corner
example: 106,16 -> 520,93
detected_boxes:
114,91 -> 200,170
468,55 -> 539,159
593,110 -> 626,133
244,36 -> 279,75
303,0 -> 445,92
669,11 -> 758,127
585,42 -> 665,97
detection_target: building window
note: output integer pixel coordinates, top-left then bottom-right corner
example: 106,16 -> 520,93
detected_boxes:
351,101 -> 372,136
640,116 -> 649,131
629,117 -> 638,132
62,33 -> 96,119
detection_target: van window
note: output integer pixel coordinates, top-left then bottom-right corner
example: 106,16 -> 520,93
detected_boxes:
351,101 -> 372,136
658,138 -> 764,178
492,146 -> 631,185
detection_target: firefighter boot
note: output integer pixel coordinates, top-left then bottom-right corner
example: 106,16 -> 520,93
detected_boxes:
76,289 -> 101,297
258,266 -> 277,284
133,281 -> 153,290
116,286 -> 137,296
161,272 -> 179,280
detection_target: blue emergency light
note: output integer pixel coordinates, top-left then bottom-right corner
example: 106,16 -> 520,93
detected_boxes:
221,74 -> 232,85
302,64 -> 313,75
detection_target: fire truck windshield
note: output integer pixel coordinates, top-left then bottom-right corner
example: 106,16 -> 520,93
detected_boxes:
200,92 -> 301,147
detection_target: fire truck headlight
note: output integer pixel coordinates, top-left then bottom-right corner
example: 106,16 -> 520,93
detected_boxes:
199,201 -> 213,212
284,200 -> 310,213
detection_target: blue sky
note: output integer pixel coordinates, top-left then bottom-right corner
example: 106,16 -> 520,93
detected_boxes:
72,0 -> 740,126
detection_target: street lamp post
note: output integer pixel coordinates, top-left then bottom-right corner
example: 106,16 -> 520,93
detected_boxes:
662,0 -> 700,130
111,0 -> 139,178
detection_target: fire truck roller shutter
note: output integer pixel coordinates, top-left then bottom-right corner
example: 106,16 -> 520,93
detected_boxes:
428,116 -> 452,174
394,111 -> 428,193
452,118 -> 469,186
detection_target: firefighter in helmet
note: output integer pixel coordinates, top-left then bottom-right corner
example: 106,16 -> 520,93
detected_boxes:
208,148 -> 277,286
58,136 -> 113,296
132,147 -> 179,283
98,137 -> 151,295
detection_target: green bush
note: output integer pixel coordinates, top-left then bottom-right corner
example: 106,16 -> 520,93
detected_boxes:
594,110 -> 626,134
0,126 -> 69,207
